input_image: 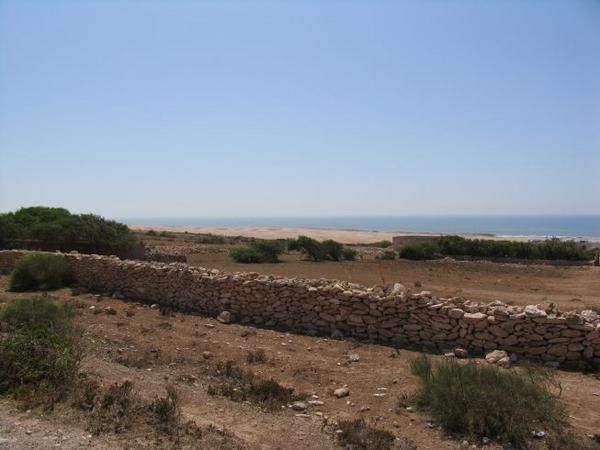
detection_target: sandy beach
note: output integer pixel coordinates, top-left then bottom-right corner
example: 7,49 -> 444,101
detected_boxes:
129,224 -> 552,244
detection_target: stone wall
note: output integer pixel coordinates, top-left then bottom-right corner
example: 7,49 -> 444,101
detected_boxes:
1,250 -> 598,364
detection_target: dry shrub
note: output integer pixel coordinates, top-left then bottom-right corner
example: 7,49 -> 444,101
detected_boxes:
246,348 -> 267,364
150,385 -> 180,435
89,381 -> 140,434
337,418 -> 397,450
208,360 -> 302,410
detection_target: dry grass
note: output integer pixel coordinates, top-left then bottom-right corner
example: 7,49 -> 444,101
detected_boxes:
336,418 -> 398,450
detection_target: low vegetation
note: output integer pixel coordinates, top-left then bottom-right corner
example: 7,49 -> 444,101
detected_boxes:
0,297 -> 79,401
9,252 -> 73,291
409,356 -> 567,448
0,206 -> 143,258
288,235 -> 357,261
372,240 -> 393,248
208,360 -> 303,410
230,239 -> 285,263
399,236 -> 591,261
376,250 -> 396,260
336,418 -> 398,450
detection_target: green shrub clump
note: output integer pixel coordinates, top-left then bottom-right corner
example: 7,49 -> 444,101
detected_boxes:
372,240 -> 393,248
398,235 -> 591,261
0,206 -> 143,258
9,253 -> 73,291
230,240 -> 284,263
410,356 -> 566,448
376,250 -> 396,260
399,242 -> 440,260
0,297 -> 79,396
288,236 -> 357,261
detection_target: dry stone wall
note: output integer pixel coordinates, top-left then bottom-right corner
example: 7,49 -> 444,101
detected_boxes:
1,250 -> 599,364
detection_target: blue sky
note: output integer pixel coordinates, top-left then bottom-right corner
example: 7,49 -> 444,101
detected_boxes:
1,0 -> 599,218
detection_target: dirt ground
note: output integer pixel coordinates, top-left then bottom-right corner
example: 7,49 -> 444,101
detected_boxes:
186,253 -> 600,311
138,230 -> 600,311
0,277 -> 599,450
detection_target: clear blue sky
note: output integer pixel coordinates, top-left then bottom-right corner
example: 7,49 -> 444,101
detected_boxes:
1,0 -> 599,218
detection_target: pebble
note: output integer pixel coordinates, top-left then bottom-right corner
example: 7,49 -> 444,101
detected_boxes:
291,401 -> 308,411
333,387 -> 350,398
347,353 -> 360,363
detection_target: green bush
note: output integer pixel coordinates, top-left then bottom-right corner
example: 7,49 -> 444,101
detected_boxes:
398,236 -> 591,261
288,236 -> 327,261
0,206 -> 143,258
229,240 -> 284,263
0,298 -> 79,395
410,356 -> 566,448
372,240 -> 393,248
341,247 -> 358,261
289,236 -> 357,262
376,250 -> 396,260
399,243 -> 441,260
9,253 -> 73,291
322,239 -> 344,261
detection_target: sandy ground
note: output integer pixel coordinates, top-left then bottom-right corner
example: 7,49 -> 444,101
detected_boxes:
130,225 -> 534,245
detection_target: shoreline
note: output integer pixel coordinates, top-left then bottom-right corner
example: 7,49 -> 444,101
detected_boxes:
129,224 -> 600,245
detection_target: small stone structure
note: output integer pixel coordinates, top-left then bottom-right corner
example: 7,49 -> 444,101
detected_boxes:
0,250 -> 598,363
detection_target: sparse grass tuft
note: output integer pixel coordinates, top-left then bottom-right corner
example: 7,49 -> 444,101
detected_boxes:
337,418 -> 397,450
409,356 -> 567,448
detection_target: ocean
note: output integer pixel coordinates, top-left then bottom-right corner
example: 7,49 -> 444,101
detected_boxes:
122,215 -> 600,241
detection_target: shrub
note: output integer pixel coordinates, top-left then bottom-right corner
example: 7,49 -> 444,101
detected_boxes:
373,240 -> 393,248
251,240 -> 285,263
9,253 -> 73,292
0,298 -> 79,396
150,385 -> 180,435
230,246 -> 265,263
89,381 -> 140,434
208,360 -> 303,410
229,240 -> 284,263
409,356 -> 566,448
246,349 -> 267,364
322,239 -> 344,261
399,243 -> 440,260
289,236 -> 357,261
376,250 -> 396,260
342,247 -> 358,261
289,236 -> 327,261
337,418 -> 397,450
398,236 -> 592,261
0,206 -> 143,258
